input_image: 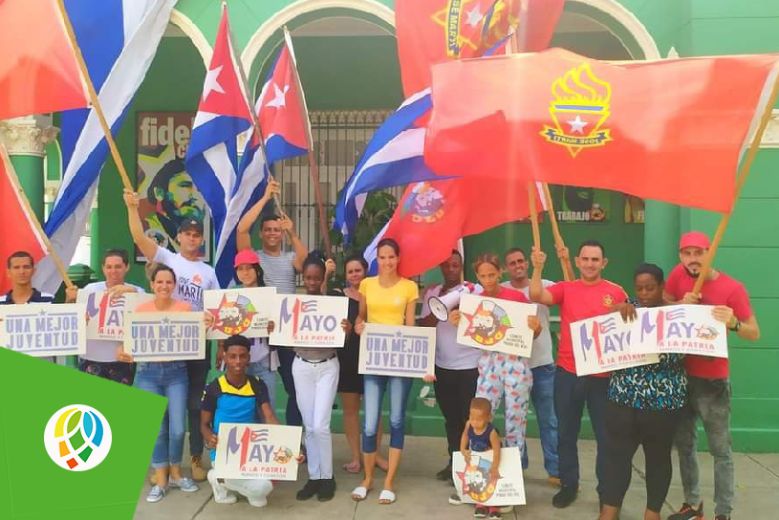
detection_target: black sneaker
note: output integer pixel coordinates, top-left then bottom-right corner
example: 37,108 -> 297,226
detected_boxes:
296,479 -> 321,501
448,492 -> 463,505
474,506 -> 488,518
552,485 -> 578,508
667,502 -> 704,520
436,463 -> 452,481
317,478 -> 336,502
487,508 -> 502,520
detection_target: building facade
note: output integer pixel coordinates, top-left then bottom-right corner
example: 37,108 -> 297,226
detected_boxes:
2,0 -> 777,451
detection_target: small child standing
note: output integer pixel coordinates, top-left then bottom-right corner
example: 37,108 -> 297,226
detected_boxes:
460,397 -> 503,519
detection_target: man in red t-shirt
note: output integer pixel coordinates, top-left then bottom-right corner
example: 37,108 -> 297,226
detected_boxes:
664,232 -> 759,520
530,240 -> 631,510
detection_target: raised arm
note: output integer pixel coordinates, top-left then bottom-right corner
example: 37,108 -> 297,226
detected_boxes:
281,216 -> 308,273
236,179 -> 280,251
530,247 -> 555,306
123,189 -> 159,261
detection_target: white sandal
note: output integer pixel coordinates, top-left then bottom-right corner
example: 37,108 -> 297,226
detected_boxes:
378,489 -> 396,505
351,486 -> 369,502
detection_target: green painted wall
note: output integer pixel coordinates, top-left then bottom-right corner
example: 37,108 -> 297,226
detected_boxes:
670,0 -> 779,452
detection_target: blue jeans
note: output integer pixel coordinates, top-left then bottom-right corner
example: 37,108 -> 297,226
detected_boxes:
135,362 -> 189,468
523,363 -> 560,477
247,361 -> 277,411
555,367 -> 608,493
362,375 -> 412,452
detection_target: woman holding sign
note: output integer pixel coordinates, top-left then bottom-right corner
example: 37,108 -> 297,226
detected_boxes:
291,252 -> 353,502
352,238 -> 424,505
599,264 -> 686,520
224,249 -> 278,407
121,264 -> 201,503
450,253 -> 541,474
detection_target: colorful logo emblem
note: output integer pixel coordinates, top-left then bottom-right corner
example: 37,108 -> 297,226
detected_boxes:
208,294 -> 257,335
43,404 -> 112,471
401,182 -> 445,223
463,300 -> 511,345
456,453 -> 500,502
541,62 -> 613,157
431,0 -> 518,58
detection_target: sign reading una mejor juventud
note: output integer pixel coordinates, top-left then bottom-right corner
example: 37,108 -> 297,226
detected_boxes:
123,312 -> 205,362
358,323 -> 436,378
0,303 -> 86,357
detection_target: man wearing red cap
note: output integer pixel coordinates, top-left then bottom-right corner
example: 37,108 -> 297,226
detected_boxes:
665,231 -> 760,520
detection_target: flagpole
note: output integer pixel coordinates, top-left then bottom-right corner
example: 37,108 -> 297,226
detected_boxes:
508,26 -> 573,281
55,0 -> 133,191
1,144 -> 75,290
283,27 -> 333,256
692,70 -> 779,295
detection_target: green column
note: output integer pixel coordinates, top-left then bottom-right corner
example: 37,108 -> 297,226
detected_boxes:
10,155 -> 45,221
0,115 -> 58,223
643,200 -> 679,273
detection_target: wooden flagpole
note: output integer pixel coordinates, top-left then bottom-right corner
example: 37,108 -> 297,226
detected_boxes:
692,70 -> 779,295
0,143 -> 75,289
283,26 -> 333,256
509,28 -> 573,281
226,2 -> 288,223
55,0 -> 133,191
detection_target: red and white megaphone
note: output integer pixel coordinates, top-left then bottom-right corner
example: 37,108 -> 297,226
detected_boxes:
428,282 -> 483,321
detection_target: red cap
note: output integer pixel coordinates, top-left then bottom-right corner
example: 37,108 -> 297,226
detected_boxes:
679,231 -> 711,251
234,249 -> 260,267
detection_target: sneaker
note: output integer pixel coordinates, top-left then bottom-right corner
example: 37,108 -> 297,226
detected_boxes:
169,477 -> 199,493
436,463 -> 452,481
552,485 -> 578,508
317,478 -> 336,502
190,455 -> 208,482
146,485 -> 166,503
296,479 -> 321,501
487,507 -> 502,519
474,506 -> 489,518
499,505 -> 513,513
448,493 -> 463,505
667,502 -> 704,520
207,470 -> 237,504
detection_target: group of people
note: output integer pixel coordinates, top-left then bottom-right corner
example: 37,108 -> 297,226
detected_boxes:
2,173 -> 758,519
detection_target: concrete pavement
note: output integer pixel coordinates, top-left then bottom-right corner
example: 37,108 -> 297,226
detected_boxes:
134,435 -> 779,519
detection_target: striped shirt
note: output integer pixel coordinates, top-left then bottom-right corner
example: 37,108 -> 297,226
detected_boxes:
256,250 -> 297,294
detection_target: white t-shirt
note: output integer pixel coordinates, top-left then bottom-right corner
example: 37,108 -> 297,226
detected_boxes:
81,281 -> 145,362
419,284 -> 482,370
501,279 -> 555,368
153,248 -> 220,310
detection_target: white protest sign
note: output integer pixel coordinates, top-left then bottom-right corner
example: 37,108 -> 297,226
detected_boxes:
269,294 -> 348,348
632,304 -> 728,358
123,312 -> 205,362
214,423 -> 303,481
571,311 -> 660,376
456,294 -> 536,357
78,291 -> 152,340
358,323 -> 436,379
453,447 -> 525,506
204,287 -> 276,340
0,303 -> 86,357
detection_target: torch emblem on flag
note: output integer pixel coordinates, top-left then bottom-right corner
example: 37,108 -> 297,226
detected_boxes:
541,63 -> 613,157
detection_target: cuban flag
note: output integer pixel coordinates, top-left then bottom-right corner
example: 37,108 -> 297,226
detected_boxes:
257,28 -> 312,165
333,88 -> 446,244
186,5 -> 256,287
35,0 -> 177,293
